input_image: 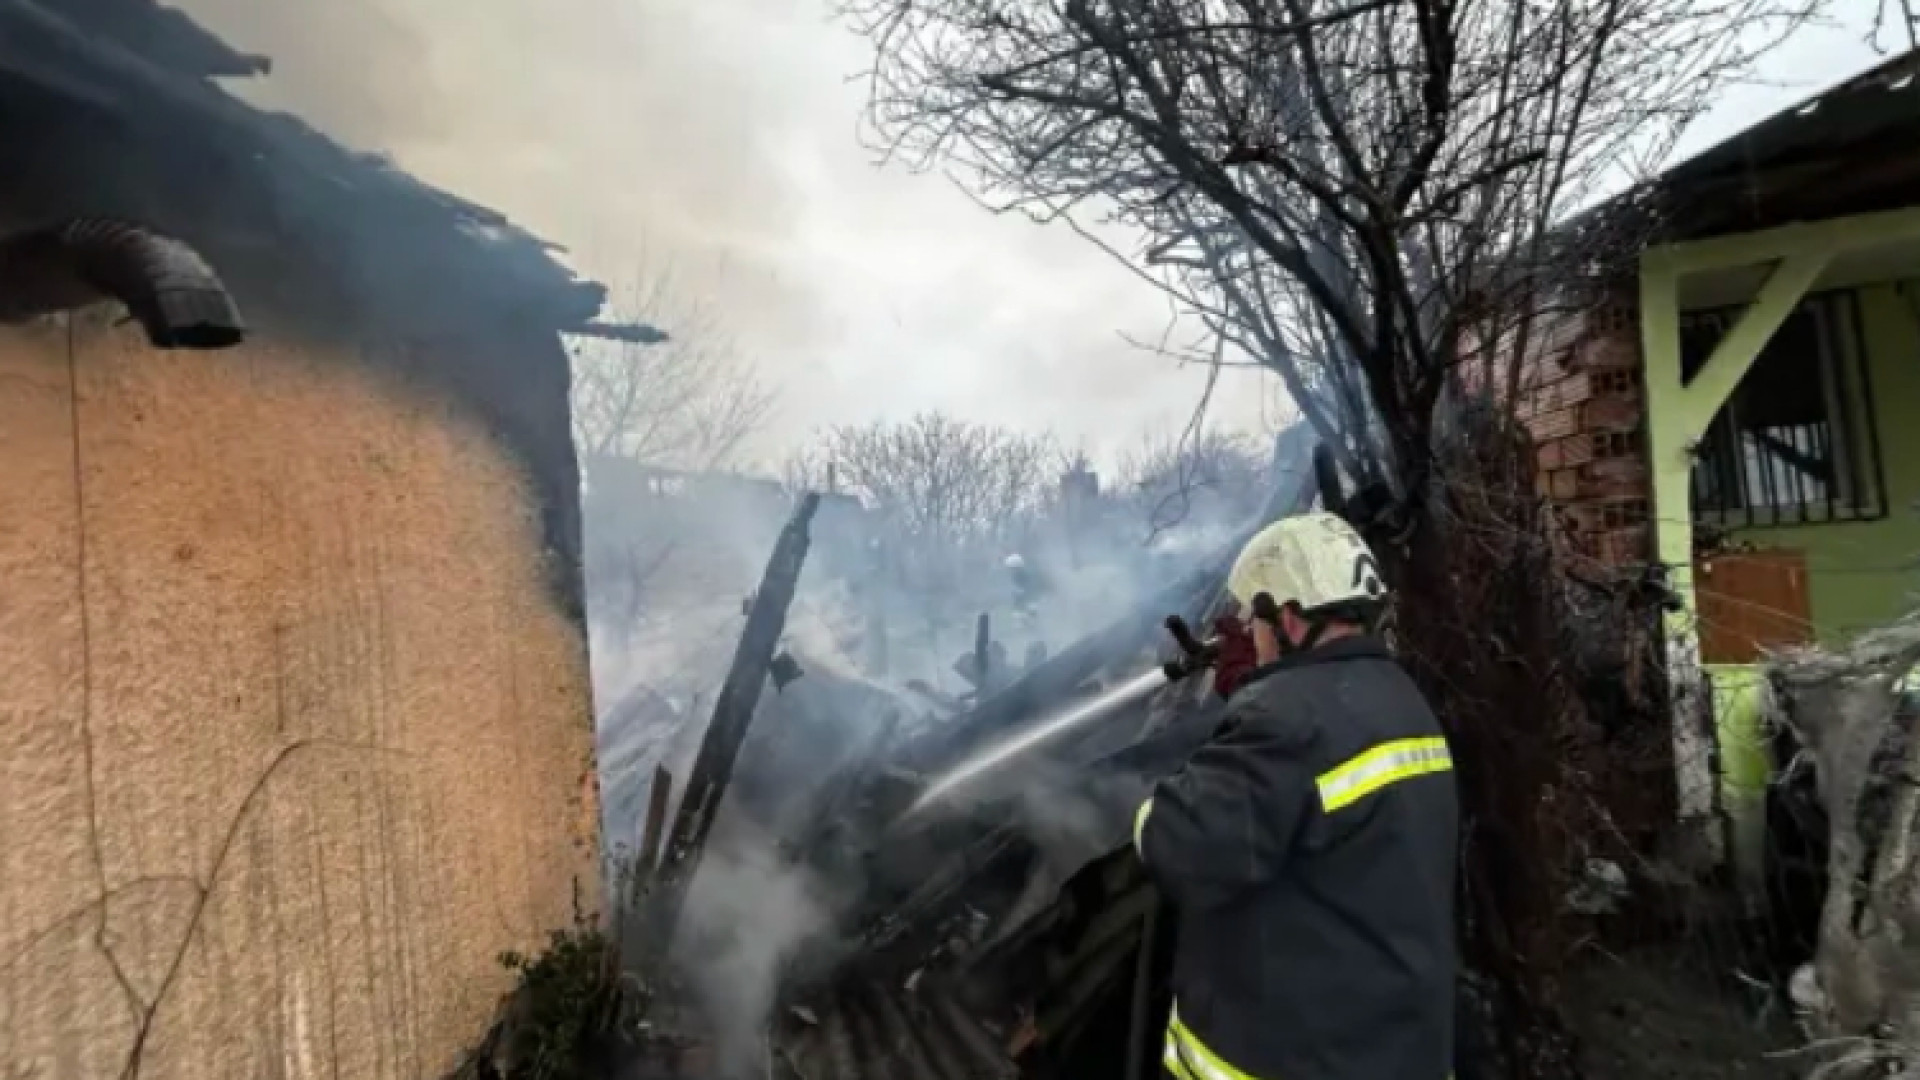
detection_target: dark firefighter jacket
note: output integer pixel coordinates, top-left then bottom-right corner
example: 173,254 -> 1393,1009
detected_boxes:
1133,635 -> 1459,1080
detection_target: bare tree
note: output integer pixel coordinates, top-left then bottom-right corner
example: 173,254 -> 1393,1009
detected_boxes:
844,1 -> 1822,1070
1871,0 -> 1919,50
575,268 -> 778,650
1118,427 -> 1272,541
572,269 -> 775,473
787,412 -> 1061,668
787,412 -> 1059,549
846,0 -> 1817,505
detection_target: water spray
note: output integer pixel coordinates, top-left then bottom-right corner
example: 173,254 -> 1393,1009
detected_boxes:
898,668 -> 1169,822
895,616 -> 1224,823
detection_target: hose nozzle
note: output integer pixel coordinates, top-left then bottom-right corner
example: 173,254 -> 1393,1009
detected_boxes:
1161,615 -> 1220,682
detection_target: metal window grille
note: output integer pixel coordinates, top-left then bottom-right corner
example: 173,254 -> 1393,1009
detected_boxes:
1680,290 -> 1888,529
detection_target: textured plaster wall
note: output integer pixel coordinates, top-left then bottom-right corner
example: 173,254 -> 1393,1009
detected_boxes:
0,315 -> 598,1079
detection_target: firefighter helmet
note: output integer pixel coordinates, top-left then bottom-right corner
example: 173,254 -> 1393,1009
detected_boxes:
1225,512 -> 1387,622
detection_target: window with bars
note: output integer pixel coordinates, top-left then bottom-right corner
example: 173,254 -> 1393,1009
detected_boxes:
1680,291 -> 1887,528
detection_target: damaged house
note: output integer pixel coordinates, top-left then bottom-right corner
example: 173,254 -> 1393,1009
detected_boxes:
0,3 -> 632,1077
1495,47 -> 1920,957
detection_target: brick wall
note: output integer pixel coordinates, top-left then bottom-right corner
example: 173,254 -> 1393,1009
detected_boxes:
1493,298 -> 1654,567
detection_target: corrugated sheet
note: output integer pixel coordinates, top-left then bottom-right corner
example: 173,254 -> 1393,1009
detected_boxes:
782,983 -> 1019,1080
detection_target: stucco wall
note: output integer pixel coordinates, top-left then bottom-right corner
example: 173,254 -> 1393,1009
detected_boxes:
1724,281 -> 1920,642
0,314 -> 597,1079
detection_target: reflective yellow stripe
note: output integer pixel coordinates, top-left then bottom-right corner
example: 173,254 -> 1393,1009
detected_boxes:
1134,797 -> 1155,855
1165,1003 -> 1451,1080
1165,1005 -> 1263,1080
1316,736 -> 1452,813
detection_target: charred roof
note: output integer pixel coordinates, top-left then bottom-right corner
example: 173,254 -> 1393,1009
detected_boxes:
0,0 -> 613,343
0,0 -> 640,619
50,0 -> 270,78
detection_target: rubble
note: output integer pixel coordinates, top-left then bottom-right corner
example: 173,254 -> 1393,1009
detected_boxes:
1765,610 -> 1920,1077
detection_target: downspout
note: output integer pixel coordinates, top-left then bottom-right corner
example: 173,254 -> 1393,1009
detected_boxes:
0,218 -> 244,349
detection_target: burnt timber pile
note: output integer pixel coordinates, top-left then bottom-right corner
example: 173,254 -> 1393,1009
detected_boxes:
615,438 -> 1326,1079
766,533 -> 1239,1080
627,425 -> 1749,1080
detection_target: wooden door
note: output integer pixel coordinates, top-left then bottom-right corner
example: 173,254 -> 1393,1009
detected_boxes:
1694,549 -> 1813,663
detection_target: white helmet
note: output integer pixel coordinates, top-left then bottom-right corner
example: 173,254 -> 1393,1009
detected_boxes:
1225,512 -> 1386,622
1004,553 -> 1027,571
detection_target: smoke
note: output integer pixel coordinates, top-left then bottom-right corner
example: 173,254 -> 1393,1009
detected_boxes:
671,824 -> 840,1074
169,0 -> 1279,453
153,3 -> 1286,1046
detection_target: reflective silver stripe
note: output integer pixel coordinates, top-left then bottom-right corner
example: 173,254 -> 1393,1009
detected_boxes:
1315,736 -> 1452,813
1133,797 -> 1154,856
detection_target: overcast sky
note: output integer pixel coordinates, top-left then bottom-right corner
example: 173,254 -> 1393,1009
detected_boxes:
174,0 -> 1888,467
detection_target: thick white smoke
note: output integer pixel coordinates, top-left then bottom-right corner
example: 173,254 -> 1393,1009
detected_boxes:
172,0 -> 1277,452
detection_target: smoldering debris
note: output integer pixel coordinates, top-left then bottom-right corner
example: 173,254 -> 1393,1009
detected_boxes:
673,829 -> 839,1075
578,437 -> 1302,1078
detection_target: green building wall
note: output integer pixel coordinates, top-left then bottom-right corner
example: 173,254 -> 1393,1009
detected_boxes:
1725,281 -> 1920,640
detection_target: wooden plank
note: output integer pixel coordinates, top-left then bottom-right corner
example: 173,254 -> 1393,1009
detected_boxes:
1695,550 -> 1813,664
644,492 -> 822,957
639,766 -> 672,871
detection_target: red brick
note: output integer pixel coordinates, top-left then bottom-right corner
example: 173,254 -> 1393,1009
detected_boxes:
1580,394 -> 1643,433
1592,526 -> 1650,565
1561,498 -> 1650,534
1530,406 -> 1578,441
1573,332 -> 1640,371
1591,431 -> 1638,461
1576,457 -> 1649,500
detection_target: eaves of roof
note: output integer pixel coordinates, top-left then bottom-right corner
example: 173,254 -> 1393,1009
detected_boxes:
1653,47 -> 1920,243
0,0 -> 608,339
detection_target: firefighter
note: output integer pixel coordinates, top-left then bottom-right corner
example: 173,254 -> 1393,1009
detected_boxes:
1134,512 -> 1458,1080
1005,553 -> 1038,612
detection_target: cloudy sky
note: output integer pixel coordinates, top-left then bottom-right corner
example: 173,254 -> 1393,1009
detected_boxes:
174,0 -> 1888,465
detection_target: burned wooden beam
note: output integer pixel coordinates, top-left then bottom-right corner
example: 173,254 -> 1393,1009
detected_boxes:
640,765 -> 673,873
618,766 -> 674,972
643,492 -> 822,956
975,612 -> 992,689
